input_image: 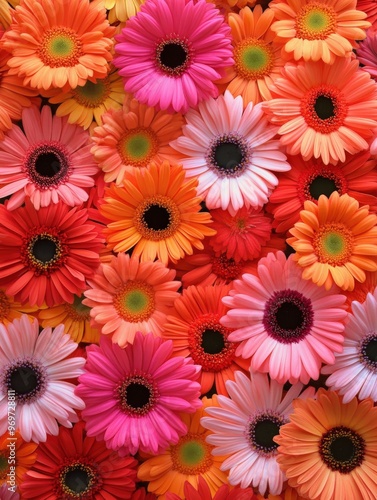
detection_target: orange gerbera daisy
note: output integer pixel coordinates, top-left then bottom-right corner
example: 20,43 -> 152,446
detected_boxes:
0,431 -> 37,486
287,192 -> 377,291
2,0 -> 114,91
91,100 -> 184,184
270,0 -> 370,63
100,161 -> 216,265
220,6 -> 285,105
263,58 -> 377,164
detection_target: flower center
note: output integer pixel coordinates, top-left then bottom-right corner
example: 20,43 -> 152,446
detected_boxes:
301,85 -> 347,133
234,38 -> 274,80
320,426 -> 365,473
113,280 -> 155,323
0,290 -> 11,321
117,375 -> 158,416
359,334 -> 377,372
300,168 -> 346,203
3,358 -> 47,404
134,195 -> 181,241
313,223 -> 354,265
207,133 -> 249,178
296,2 -> 337,40
0,454 -> 7,479
24,142 -> 71,189
73,78 -> 111,108
156,36 -> 192,76
39,27 -> 83,68
171,433 -> 213,474
118,127 -> 158,167
263,289 -> 314,343
22,228 -> 67,276
59,462 -> 99,498
211,253 -> 243,281
248,411 -> 286,457
64,295 -> 91,321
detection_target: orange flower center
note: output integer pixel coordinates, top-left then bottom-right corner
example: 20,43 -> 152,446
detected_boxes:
155,35 -> 192,77
73,78 -> 111,108
234,38 -> 274,80
116,374 -> 159,416
295,2 -> 337,40
118,127 -> 158,167
319,426 -> 365,473
133,195 -> 181,241
113,281 -> 155,322
171,433 -> 213,474
301,85 -> 347,133
0,290 -> 11,322
39,27 -> 83,68
313,223 -> 354,265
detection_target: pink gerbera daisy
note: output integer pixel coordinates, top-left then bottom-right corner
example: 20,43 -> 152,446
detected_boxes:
0,315 -> 85,443
113,0 -> 233,114
221,251 -> 348,384
170,90 -> 290,214
0,106 -> 99,210
76,331 -> 202,455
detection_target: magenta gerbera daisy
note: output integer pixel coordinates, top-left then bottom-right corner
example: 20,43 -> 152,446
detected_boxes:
0,106 -> 99,210
221,251 -> 348,384
76,331 -> 202,455
113,0 -> 233,114
0,315 -> 85,443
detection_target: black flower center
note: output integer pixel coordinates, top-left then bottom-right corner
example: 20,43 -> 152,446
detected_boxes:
64,468 -> 91,494
5,360 -> 46,403
214,142 -> 244,171
320,426 -> 365,473
10,365 -> 38,395
309,175 -> 338,200
35,152 -> 62,178
249,412 -> 285,455
143,204 -> 171,231
125,382 -> 151,410
276,302 -> 304,331
118,376 -> 157,416
26,142 -> 71,189
160,42 -> 187,70
314,95 -> 335,120
207,134 -> 249,178
360,334 -> 377,372
32,236 -> 58,264
201,329 -> 225,355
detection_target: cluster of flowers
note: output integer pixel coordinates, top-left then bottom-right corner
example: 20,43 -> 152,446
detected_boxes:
1,0 -> 377,498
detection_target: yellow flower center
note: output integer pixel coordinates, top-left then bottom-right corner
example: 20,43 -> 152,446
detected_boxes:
296,2 -> 337,40
118,127 -> 158,167
313,223 -> 354,265
171,433 -> 213,474
134,194 -> 181,241
39,27 -> 83,67
73,78 -> 111,108
234,38 -> 274,80
113,281 -> 155,322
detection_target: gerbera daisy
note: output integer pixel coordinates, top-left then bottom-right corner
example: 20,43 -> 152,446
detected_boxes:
287,192 -> 377,291
113,0 -> 233,114
201,371 -> 315,495
0,432 -> 37,486
137,397 -> 229,499
83,253 -> 180,347
0,484 -> 19,500
2,0 -> 114,91
275,389 -> 377,500
0,201 -> 103,307
270,0 -> 370,63
0,315 -> 85,443
219,6 -> 285,105
357,0 -> 377,30
0,289 -> 37,325
355,29 -> 377,80
0,106 -> 99,210
209,206 -> 273,262
38,295 -> 100,344
221,251 -> 347,384
162,285 -> 251,396
170,90 -> 290,214
91,100 -> 184,185
166,477 -> 257,500
263,58 -> 377,165
100,161 -> 215,265
76,332 -> 201,455
267,151 -> 377,234
20,421 -> 138,499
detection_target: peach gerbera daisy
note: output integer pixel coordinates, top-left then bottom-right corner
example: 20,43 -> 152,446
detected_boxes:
287,192 -> 377,291
2,0 -> 114,91
270,0 -> 370,63
263,58 -> 377,165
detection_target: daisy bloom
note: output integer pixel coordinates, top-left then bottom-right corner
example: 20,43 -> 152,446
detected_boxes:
287,192 -> 377,291
76,332 -> 201,455
263,58 -> 377,165
162,285 -> 251,396
20,421 -> 138,500
83,253 -> 180,347
267,151 -> 377,234
0,106 -> 99,210
221,251 -> 348,384
0,431 -> 37,486
0,201 -> 103,307
355,29 -> 377,80
137,397 -> 229,499
2,0 -> 114,91
0,484 -> 19,500
0,316 -> 85,443
166,477 -> 257,500
113,0 -> 233,114
91,100 -> 184,185
170,90 -> 290,214
201,371 -> 315,495
275,389 -> 377,500
100,161 -> 216,265
220,6 -> 285,105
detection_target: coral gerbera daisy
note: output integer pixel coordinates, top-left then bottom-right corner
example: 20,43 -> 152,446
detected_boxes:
267,151 -> 377,234
270,0 -> 370,63
0,431 -> 37,486
100,161 -> 215,265
76,332 -> 201,455
287,192 -> 377,291
166,477 -> 257,500
91,100 -> 184,185
219,6 -> 285,106
113,0 -> 233,114
20,421 -> 138,499
83,253 -> 180,347
2,0 -> 114,91
170,90 -> 290,214
0,106 -> 99,210
0,315 -> 85,443
0,201 -> 103,307
322,289 -> 377,403
275,389 -> 377,500
263,58 -> 377,165
221,251 -> 348,384
201,371 -> 315,495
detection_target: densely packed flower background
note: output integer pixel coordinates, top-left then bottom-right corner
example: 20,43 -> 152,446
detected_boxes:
1,0 -> 377,497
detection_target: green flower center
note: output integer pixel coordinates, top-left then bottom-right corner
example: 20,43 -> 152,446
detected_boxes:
171,434 -> 213,474
118,128 -> 158,166
313,223 -> 354,265
296,2 -> 336,40
113,281 -> 155,322
234,39 -> 274,80
39,27 -> 83,67
74,79 -> 111,108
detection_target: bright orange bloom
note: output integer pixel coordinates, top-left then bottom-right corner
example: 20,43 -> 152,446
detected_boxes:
0,432 -> 37,486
